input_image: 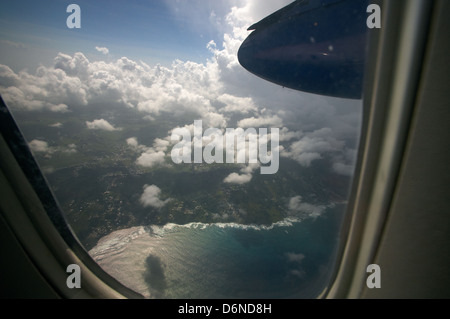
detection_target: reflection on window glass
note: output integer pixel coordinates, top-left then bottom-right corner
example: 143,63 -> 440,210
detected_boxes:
0,0 -> 367,298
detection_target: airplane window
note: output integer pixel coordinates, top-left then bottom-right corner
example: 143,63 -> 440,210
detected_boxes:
0,0 -> 369,298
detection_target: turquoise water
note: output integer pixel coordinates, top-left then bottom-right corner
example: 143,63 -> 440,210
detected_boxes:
90,204 -> 345,299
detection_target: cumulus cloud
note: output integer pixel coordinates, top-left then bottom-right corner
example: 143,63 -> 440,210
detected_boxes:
126,137 -> 139,148
136,150 -> 166,168
0,1 -> 295,118
128,137 -> 170,168
217,93 -> 257,114
28,139 -> 76,156
226,0 -> 293,35
0,54 -> 87,111
288,196 -> 326,218
29,139 -> 52,153
0,0 -> 362,180
153,138 -> 170,152
237,115 -> 283,128
0,65 -> 19,87
279,127 -> 302,142
223,172 -> 252,184
223,162 -> 260,184
281,128 -> 345,167
63,143 -> 77,154
140,184 -> 170,208
86,119 -> 121,131
95,46 -> 109,55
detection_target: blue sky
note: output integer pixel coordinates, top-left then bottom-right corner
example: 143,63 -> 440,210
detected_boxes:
0,0 -> 231,71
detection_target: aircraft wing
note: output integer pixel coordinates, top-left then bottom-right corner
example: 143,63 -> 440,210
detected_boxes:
238,0 -> 369,99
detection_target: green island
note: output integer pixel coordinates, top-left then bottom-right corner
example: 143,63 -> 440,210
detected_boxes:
13,107 -> 352,250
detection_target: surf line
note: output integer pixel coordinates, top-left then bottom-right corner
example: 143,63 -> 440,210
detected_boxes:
170,120 -> 280,174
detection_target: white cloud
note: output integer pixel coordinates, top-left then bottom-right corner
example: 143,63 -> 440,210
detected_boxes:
217,93 -> 257,114
86,119 -> 121,131
237,115 -> 283,128
28,139 -> 76,155
63,143 -> 77,154
50,122 -> 63,128
0,1 -> 292,118
140,184 -> 170,208
223,162 -> 260,184
0,0 -> 362,180
281,128 -> 345,167
136,150 -> 166,168
126,137 -> 139,148
0,54 -> 87,111
279,127 -> 302,142
288,196 -> 326,218
95,46 -> 109,55
239,162 -> 260,174
0,65 -> 19,87
226,0 -> 293,37
29,139 -> 52,153
223,172 -> 252,184
129,137 -> 170,168
153,138 -> 170,152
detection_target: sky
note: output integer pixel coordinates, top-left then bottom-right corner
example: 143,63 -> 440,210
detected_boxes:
0,0 -> 292,70
0,0 -> 363,187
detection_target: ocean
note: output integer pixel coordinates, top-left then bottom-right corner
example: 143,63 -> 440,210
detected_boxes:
89,204 -> 345,299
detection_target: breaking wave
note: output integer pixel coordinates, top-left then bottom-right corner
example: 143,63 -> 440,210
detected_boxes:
89,206 -> 342,299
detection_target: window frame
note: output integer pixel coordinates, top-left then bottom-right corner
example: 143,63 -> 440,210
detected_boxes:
0,0 -> 438,299
0,96 -> 144,298
325,0 -> 435,298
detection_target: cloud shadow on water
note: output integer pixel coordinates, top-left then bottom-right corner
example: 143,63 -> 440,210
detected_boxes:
143,254 -> 167,298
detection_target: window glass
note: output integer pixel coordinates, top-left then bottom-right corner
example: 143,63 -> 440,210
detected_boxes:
0,0 -> 368,298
